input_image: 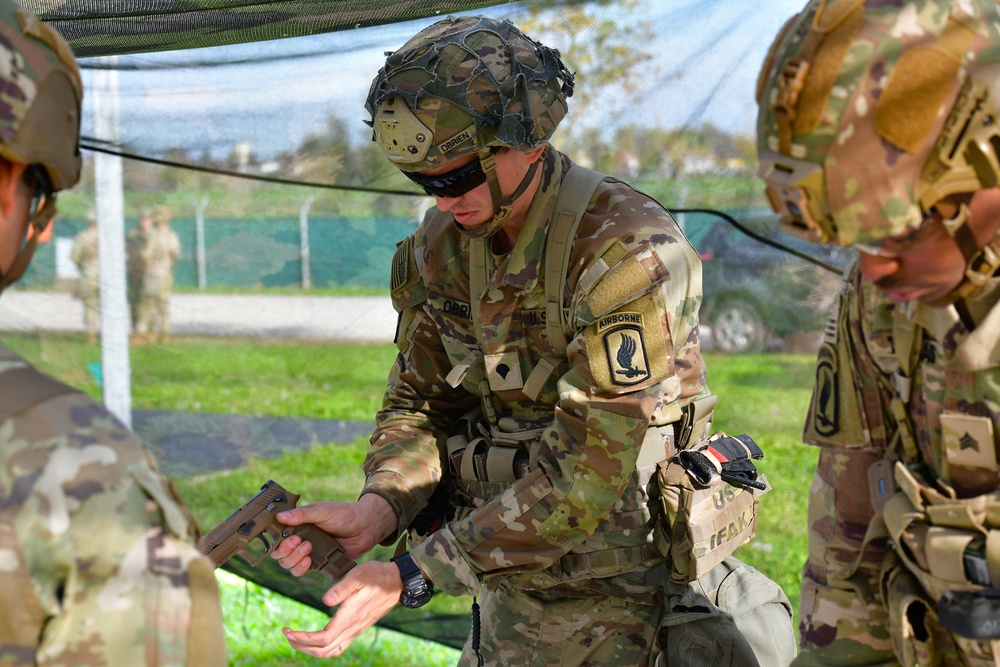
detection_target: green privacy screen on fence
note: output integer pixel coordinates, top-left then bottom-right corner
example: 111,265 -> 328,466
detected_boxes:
22,215 -> 419,292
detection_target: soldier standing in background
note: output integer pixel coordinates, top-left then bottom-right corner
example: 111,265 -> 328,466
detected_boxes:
126,208 -> 152,332
0,1 -> 226,663
756,0 -> 1000,664
271,15 -> 795,666
134,205 -> 180,344
69,208 -> 99,344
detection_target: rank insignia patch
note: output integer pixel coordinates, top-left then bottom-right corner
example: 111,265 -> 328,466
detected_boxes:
485,351 -> 524,391
942,412 -> 996,470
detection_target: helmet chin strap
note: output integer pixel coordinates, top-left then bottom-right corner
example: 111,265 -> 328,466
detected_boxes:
456,147 -> 542,240
929,201 -> 1000,306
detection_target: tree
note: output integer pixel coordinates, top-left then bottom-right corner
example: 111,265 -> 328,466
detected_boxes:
562,127 -> 615,174
296,115 -> 356,185
514,0 -> 656,138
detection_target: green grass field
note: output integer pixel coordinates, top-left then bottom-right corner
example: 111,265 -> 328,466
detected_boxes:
3,332 -> 817,664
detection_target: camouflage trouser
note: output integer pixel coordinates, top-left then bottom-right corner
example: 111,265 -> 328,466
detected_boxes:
795,566 -> 1000,667
458,557 -> 795,667
794,574 -> 898,666
793,450 -> 1000,667
127,270 -> 142,328
136,271 -> 172,336
459,578 -> 663,666
80,291 -> 99,338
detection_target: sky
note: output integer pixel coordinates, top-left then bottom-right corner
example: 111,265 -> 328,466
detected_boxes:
79,0 -> 807,161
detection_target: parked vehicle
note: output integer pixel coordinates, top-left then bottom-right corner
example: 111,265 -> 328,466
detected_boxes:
681,211 -> 854,354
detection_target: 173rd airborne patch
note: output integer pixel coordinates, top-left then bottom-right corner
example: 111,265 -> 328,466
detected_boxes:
584,296 -> 671,394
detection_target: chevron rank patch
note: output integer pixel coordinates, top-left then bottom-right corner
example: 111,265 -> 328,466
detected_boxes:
585,296 -> 671,393
942,412 -> 996,470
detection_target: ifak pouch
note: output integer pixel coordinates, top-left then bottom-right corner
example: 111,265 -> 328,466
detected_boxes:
657,432 -> 770,584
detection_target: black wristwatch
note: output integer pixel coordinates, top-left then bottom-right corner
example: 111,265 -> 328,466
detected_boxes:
392,553 -> 433,608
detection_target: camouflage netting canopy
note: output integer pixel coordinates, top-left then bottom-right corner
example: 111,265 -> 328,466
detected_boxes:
22,0 -> 519,56
17,0 -> 809,196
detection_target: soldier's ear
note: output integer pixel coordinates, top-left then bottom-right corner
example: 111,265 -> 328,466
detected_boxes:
525,145 -> 546,164
0,159 -> 30,230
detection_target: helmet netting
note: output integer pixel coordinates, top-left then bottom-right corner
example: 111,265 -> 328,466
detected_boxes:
365,15 -> 573,153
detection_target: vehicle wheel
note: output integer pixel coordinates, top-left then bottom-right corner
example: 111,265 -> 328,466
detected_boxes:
710,299 -> 767,354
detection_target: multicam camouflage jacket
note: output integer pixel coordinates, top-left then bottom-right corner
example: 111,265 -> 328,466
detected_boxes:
805,265 -> 1000,493
799,263 -> 1000,660
0,344 -> 226,666
362,147 -> 710,602
69,225 -> 99,294
142,226 -> 181,292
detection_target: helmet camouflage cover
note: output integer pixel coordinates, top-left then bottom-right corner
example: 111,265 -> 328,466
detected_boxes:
365,15 -> 574,171
756,0 -> 1000,247
0,1 -> 82,191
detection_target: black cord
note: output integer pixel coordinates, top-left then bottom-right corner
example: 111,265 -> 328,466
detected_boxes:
80,140 -> 425,198
471,596 -> 484,666
675,207 -> 844,276
77,143 -> 845,276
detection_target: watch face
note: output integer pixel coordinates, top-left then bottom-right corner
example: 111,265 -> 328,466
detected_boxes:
401,587 -> 433,608
394,554 -> 433,608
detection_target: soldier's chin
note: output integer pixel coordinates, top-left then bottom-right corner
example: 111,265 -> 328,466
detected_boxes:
453,211 -> 486,227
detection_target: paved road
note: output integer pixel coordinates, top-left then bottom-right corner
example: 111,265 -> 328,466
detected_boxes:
0,290 -> 398,342
0,290 -> 730,348
0,290 -> 395,477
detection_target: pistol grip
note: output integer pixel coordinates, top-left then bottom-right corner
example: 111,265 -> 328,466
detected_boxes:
315,549 -> 357,581
288,525 -> 357,581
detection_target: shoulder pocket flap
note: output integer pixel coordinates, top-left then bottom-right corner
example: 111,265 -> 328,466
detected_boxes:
576,253 -> 654,326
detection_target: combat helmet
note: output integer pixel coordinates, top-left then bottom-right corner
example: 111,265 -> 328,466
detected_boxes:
0,3 -> 82,292
756,0 -> 1000,301
365,15 -> 574,239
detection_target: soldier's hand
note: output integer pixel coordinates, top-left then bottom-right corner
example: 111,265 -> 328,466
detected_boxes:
281,560 -> 403,658
272,495 -> 397,574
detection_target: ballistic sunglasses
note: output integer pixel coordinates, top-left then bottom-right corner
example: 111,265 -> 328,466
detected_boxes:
403,148 -> 500,198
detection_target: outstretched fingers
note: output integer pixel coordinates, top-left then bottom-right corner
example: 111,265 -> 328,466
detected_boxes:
282,561 -> 404,658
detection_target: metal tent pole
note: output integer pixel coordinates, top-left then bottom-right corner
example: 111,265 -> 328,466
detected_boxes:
196,195 -> 209,290
300,196 -> 313,289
